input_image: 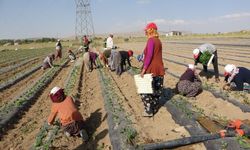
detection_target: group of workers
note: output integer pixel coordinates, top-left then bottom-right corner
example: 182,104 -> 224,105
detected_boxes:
44,22 -> 250,142
41,39 -> 77,70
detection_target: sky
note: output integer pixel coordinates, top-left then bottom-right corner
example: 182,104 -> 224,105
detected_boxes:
0,0 -> 250,39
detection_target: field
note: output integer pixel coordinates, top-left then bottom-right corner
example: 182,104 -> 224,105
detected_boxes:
0,35 -> 250,150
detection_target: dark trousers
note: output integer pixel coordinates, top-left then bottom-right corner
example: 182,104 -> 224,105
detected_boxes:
140,76 -> 164,114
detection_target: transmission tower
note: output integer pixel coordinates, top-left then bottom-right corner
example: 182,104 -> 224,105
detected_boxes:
75,0 -> 95,40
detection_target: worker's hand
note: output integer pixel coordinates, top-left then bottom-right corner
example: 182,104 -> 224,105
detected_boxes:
223,84 -> 230,91
140,69 -> 146,78
48,122 -> 52,126
215,77 -> 220,83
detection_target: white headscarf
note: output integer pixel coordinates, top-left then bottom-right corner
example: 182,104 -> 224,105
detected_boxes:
224,64 -> 239,83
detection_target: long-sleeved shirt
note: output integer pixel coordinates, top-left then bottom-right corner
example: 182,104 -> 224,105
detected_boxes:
143,37 -> 165,76
106,37 -> 113,48
231,67 -> 250,91
48,96 -> 83,126
180,69 -> 200,82
43,56 -> 53,67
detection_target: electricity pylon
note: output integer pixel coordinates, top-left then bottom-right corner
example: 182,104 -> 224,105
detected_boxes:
75,0 -> 95,39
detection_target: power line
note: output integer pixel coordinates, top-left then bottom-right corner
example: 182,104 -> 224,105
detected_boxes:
75,0 -> 95,39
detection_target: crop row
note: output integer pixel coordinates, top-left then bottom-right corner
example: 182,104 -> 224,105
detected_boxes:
0,58 -> 69,136
0,47 -> 54,64
165,41 -> 250,49
0,64 -> 42,91
128,66 -> 247,149
162,56 -> 250,109
0,57 -> 40,75
165,51 -> 250,65
33,56 -> 84,150
97,66 -> 137,150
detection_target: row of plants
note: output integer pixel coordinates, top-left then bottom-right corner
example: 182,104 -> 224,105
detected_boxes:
0,58 -> 69,135
0,38 -> 58,46
97,67 -> 137,149
128,66 -> 249,149
33,56 -> 84,150
163,56 -> 250,108
163,52 -> 227,67
0,64 -> 42,91
0,57 -> 40,75
166,41 -> 250,50
0,56 -> 32,68
127,66 -> 221,149
0,47 -> 54,64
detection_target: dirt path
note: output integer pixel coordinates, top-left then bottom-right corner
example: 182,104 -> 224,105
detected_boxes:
105,65 -> 205,149
0,62 -> 74,150
51,69 -> 111,150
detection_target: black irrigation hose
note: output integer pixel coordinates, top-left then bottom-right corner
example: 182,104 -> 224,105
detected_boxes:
127,65 -> 227,149
165,69 -> 250,112
164,52 -> 227,67
163,57 -> 225,77
33,55 -> 83,149
128,63 -> 243,149
0,65 -> 42,92
0,60 -> 69,136
98,68 -> 135,150
165,41 -> 250,48
142,133 -> 237,150
0,57 -> 39,75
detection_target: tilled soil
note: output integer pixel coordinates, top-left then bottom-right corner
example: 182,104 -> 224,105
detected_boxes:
0,62 -> 74,150
0,68 -> 45,106
0,39 -> 249,149
51,69 -> 111,150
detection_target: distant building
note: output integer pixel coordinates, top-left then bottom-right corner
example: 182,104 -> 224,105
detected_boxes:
165,31 -> 184,37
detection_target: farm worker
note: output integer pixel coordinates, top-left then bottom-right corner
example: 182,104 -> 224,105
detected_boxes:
55,39 -> 62,49
48,87 -> 89,141
118,50 -> 133,75
100,49 -> 111,67
55,46 -> 62,59
83,52 -> 91,72
176,64 -> 202,97
83,35 -> 90,52
41,54 -> 55,70
106,34 -> 114,49
109,46 -> 119,71
223,64 -> 250,91
140,22 -> 165,117
89,51 -> 98,70
68,49 -> 76,62
193,43 -> 219,82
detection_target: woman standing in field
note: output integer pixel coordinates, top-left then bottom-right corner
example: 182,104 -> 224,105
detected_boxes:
140,22 -> 165,117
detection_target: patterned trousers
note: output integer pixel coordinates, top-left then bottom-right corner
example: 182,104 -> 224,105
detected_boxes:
140,76 -> 164,114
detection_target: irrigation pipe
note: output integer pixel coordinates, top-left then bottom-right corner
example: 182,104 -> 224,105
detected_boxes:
0,65 -> 42,91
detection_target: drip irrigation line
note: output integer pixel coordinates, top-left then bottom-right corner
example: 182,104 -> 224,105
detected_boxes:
0,59 -> 69,136
165,41 -> 250,48
163,57 -> 224,77
165,69 -> 250,113
0,57 -> 39,75
0,65 -> 42,92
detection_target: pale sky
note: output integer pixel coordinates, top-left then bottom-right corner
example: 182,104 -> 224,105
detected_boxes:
0,0 -> 250,39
